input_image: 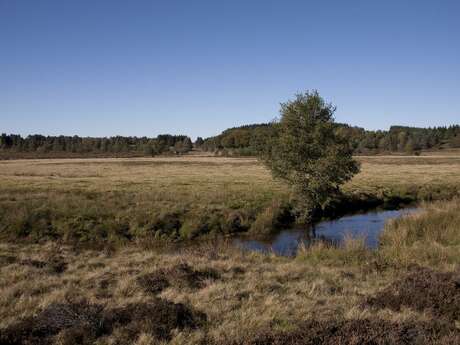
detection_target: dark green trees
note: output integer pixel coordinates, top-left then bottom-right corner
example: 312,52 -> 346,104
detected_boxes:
195,137 -> 204,147
0,134 -> 193,158
260,91 -> 360,221
183,137 -> 193,151
200,123 -> 460,156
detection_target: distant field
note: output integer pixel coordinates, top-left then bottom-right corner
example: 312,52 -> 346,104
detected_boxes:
0,156 -> 286,214
348,155 -> 460,197
2,154 -> 460,194
1,155 -> 460,243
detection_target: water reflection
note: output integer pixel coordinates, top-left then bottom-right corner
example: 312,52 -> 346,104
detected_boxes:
233,208 -> 418,256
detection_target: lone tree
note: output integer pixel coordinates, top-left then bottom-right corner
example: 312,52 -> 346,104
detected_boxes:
260,90 -> 360,221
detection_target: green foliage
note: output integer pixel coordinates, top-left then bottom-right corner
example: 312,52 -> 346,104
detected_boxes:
0,134 -> 193,158
179,218 -> 207,239
199,123 -> 460,156
7,207 -> 54,240
194,137 -> 204,147
179,210 -> 215,239
260,91 -> 360,221
3,123 -> 460,159
201,123 -> 275,155
221,210 -> 250,234
249,200 -> 293,235
147,211 -> 183,239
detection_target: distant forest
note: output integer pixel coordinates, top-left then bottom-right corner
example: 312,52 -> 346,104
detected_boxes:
2,123 -> 460,159
200,124 -> 460,156
0,134 -> 193,159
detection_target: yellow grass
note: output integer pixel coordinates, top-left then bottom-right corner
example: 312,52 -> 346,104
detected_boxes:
349,156 -> 460,196
1,155 -> 460,205
0,242 -> 408,344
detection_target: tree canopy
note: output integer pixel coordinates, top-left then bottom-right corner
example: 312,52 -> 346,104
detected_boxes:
201,123 -> 460,156
0,134 -> 193,159
260,91 -> 360,221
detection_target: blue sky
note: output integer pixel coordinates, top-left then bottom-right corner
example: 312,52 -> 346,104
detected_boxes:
1,0 -> 459,139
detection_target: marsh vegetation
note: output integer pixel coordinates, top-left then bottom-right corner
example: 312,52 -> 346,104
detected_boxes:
1,151 -> 460,344
1,197 -> 460,344
1,154 -> 460,245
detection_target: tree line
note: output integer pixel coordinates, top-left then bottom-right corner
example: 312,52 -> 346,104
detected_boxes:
0,133 -> 193,158
200,123 -> 460,156
199,124 -> 276,156
3,122 -> 460,159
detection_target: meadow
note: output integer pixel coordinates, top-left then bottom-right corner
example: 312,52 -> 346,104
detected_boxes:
1,154 -> 460,344
1,154 -> 460,244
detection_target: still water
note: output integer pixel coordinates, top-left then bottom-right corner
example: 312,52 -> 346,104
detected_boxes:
233,208 -> 418,256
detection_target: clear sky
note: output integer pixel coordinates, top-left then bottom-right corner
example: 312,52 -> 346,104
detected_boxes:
1,0 -> 459,139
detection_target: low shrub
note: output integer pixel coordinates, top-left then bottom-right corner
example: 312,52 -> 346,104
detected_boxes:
221,210 -> 250,234
249,200 -> 293,235
179,210 -> 216,239
379,199 -> 460,266
297,234 -> 371,266
365,266 -> 460,321
5,206 -> 55,240
138,263 -> 221,293
218,318 -> 460,345
0,298 -> 207,344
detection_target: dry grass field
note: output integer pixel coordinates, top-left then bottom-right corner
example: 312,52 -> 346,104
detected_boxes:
348,156 -> 460,198
1,154 -> 460,243
1,155 -> 460,344
2,155 -> 459,202
0,156 -> 285,210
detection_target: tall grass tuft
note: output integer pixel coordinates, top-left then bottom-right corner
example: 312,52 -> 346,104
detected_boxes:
379,199 -> 460,267
297,233 -> 370,266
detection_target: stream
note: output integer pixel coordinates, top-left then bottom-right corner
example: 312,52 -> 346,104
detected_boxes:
233,207 -> 419,256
